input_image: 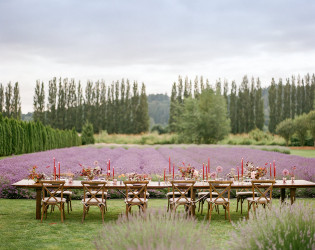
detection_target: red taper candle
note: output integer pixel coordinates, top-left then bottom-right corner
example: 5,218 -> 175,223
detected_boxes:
203,163 -> 205,180
169,157 -> 171,174
58,162 -> 60,179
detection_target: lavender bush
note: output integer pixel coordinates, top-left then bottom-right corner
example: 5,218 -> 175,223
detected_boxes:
229,201 -> 315,250
0,146 -> 314,198
94,209 -> 212,250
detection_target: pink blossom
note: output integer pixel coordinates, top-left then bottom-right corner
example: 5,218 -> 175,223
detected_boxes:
282,169 -> 289,176
210,172 -> 217,179
216,166 -> 223,173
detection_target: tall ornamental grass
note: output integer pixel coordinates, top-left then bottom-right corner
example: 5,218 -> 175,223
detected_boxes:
95,209 -> 212,250
229,201 -> 315,250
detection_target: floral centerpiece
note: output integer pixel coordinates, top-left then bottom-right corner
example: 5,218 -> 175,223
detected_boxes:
178,163 -> 199,179
127,173 -> 150,181
226,168 -> 235,180
244,161 -> 267,179
28,166 -> 45,183
282,168 -> 289,183
79,161 -> 102,180
216,166 -> 223,179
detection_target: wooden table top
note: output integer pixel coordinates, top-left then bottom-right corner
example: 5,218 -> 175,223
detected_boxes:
12,179 -> 315,189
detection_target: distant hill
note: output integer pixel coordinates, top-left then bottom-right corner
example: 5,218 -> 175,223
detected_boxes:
21,112 -> 33,121
148,94 -> 170,127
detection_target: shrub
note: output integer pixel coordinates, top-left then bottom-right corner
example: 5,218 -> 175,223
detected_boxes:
229,202 -> 315,250
81,121 -> 95,145
276,118 -> 295,146
294,114 -> 309,146
249,128 -> 270,142
95,209 -> 212,250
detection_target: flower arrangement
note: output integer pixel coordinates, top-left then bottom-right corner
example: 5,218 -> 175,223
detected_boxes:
226,168 -> 235,179
210,172 -> 217,179
290,166 -> 296,177
28,166 -> 45,183
178,163 -> 198,179
216,166 -> 223,179
244,161 -> 267,179
127,173 -> 150,181
79,161 -> 102,180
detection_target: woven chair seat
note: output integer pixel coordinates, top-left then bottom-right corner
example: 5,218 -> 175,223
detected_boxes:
236,191 -> 257,196
42,197 -> 66,204
166,192 -> 181,197
81,198 -> 106,205
198,191 -> 219,197
128,191 -> 149,197
56,190 -> 73,195
169,197 -> 193,204
247,197 -> 270,204
125,198 -> 147,205
86,190 -> 108,196
206,198 -> 230,204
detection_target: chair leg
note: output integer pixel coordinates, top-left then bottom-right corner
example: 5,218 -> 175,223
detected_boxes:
241,197 -> 244,214
209,203 -> 213,222
100,205 -> 104,223
236,196 -> 239,212
41,204 -> 44,222
201,199 -> 204,215
70,196 -> 72,211
82,205 -> 86,223
60,204 -> 64,223
225,205 -> 227,220
247,201 -> 250,219
227,204 -> 231,222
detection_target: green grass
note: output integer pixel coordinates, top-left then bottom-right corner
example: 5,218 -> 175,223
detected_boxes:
290,149 -> 315,158
0,198 -> 314,250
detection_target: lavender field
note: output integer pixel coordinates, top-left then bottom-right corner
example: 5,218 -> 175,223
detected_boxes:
0,145 -> 314,198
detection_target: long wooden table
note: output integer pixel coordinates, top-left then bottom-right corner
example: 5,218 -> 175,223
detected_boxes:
12,179 -> 315,219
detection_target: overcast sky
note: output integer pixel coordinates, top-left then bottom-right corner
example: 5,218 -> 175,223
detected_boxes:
1,0 -> 315,113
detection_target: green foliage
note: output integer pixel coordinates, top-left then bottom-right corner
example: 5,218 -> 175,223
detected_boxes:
294,113 -> 309,146
0,115 -> 81,157
177,89 -> 230,144
249,128 -> 271,142
81,121 -> 95,145
229,202 -> 315,250
307,110 -> 315,146
151,124 -> 168,134
148,94 -> 170,126
276,118 -> 295,146
95,209 -> 212,250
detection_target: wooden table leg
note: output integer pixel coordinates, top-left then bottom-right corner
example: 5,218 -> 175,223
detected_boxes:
290,188 -> 296,205
192,188 -> 196,216
36,188 -> 41,220
280,188 -> 285,203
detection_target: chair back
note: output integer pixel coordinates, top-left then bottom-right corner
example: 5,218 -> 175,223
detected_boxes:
81,181 -> 107,204
40,180 -> 65,203
208,180 -> 233,203
170,180 -> 195,202
124,181 -> 149,204
251,180 -> 275,202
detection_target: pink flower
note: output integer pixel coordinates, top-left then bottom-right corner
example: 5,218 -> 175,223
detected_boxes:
210,172 -> 217,179
282,169 -> 289,176
216,166 -> 223,173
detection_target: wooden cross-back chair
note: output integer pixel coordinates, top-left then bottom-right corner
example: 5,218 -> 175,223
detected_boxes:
124,181 -> 149,217
247,180 -> 275,218
53,173 -> 74,214
40,180 -> 66,223
206,180 -> 233,222
81,181 -> 107,223
169,180 -> 195,215
236,187 -> 258,214
165,174 -> 181,212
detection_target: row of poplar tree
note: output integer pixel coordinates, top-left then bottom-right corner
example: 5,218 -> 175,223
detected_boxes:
0,82 -> 21,120
268,74 -> 315,133
0,114 -> 81,157
33,78 -> 149,133
169,74 -> 315,134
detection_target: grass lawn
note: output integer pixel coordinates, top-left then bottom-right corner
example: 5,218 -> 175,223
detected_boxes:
290,149 -> 315,158
0,198 -> 314,250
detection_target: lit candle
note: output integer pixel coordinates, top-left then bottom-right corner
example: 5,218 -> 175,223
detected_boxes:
58,162 -> 60,179
208,158 -> 210,174
173,163 -> 175,179
169,157 -> 171,174
164,168 -> 166,181
203,163 -> 205,180
237,166 -> 239,181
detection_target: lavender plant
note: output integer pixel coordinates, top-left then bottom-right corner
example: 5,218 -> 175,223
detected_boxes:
229,201 -> 315,250
94,209 -> 213,250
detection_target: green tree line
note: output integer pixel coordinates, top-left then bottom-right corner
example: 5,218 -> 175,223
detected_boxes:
0,82 -> 21,120
33,78 -> 149,134
0,113 -> 81,156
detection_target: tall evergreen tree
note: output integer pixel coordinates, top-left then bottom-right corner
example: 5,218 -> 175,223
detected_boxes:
131,82 -> 139,133
0,84 -> 3,114
200,76 -> 205,92
276,78 -> 283,124
33,80 -> 45,123
268,78 -> 277,133
283,78 -> 291,120
215,79 -> 222,95
223,80 -> 229,109
296,75 -> 302,116
169,82 -> 177,132
76,81 -> 84,132
311,74 -> 315,110
67,79 -> 77,129
100,81 -> 107,131
138,83 -> 149,133
125,80 -> 132,133
114,81 -> 120,133
56,78 -> 66,129
229,81 -> 237,133
184,76 -> 190,99
47,78 -> 57,128
177,76 -> 183,104
85,81 -> 94,124
305,73 -> 312,113
94,81 -> 101,133
106,85 -> 113,133
194,76 -> 199,99
5,82 -> 13,118
240,76 -> 250,132
291,76 -> 296,119
301,78 -> 306,114
248,78 -> 255,131
255,78 -> 264,130
120,79 -> 125,133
